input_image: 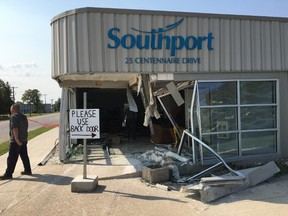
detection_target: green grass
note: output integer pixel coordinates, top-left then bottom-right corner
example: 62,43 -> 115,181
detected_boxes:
0,126 -> 55,156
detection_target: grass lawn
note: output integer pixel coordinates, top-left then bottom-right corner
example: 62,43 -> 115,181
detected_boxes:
0,126 -> 55,156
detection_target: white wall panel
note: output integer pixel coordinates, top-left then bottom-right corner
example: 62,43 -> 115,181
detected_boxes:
128,14 -> 141,73
209,18 -> 220,72
51,23 -> 57,77
152,16 -> 164,73
199,18 -> 210,72
140,15 -> 153,73
67,15 -> 77,73
187,17 -> 199,72
281,23 -> 288,69
166,16 -> 177,73
59,18 -> 67,75
115,14 -> 129,73
51,8 -> 288,79
77,13 -> 90,72
220,19 -> 231,71
89,13 -> 103,72
241,20 -> 252,71
271,22 -> 281,70
231,19 -> 241,70
251,21 -> 262,71
261,22 -> 272,70
103,13 -> 116,72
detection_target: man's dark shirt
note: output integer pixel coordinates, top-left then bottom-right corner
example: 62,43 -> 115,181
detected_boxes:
10,113 -> 28,142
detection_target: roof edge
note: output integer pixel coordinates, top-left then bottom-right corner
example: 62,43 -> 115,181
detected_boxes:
51,7 -> 288,25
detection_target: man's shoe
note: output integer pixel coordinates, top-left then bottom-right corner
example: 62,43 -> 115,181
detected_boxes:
21,171 -> 32,176
0,175 -> 12,180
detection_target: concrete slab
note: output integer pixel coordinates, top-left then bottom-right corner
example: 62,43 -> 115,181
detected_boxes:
199,181 -> 248,203
180,161 -> 281,203
238,161 -> 280,187
71,175 -> 98,193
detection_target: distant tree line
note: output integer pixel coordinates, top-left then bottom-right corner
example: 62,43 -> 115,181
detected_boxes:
0,78 -> 61,114
0,79 -> 14,114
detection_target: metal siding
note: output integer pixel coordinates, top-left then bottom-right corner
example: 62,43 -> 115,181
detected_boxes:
251,21 -> 262,70
51,9 -> 288,78
128,14 -> 141,73
67,15 -> 77,73
103,13 -> 116,72
187,17 -> 199,72
209,18 -> 220,72
152,16 -> 164,73
261,22 -> 272,70
53,22 -> 60,77
271,22 -> 281,70
231,19 -> 241,71
167,16 -> 178,73
199,18 -> 210,72
281,23 -> 288,69
140,15 -> 153,73
59,18 -> 67,75
89,13 -> 103,72
220,19 -> 231,71
77,13 -> 90,72
115,14 -> 129,73
241,20 -> 252,71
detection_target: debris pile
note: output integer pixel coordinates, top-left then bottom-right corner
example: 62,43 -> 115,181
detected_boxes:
139,147 -> 192,181
180,161 -> 280,202
138,147 -> 281,203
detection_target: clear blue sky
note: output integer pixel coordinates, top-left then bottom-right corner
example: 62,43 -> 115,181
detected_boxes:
1,0 -> 287,102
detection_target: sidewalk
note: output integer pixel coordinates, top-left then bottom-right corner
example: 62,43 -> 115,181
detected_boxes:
0,127 -> 59,178
0,128 -> 288,216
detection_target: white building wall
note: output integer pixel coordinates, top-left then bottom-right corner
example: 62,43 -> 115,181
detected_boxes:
51,8 -> 288,79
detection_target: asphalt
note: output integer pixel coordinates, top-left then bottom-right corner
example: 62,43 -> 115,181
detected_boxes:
0,128 -> 288,216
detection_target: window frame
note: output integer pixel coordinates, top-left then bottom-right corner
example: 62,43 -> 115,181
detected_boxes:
197,79 -> 279,160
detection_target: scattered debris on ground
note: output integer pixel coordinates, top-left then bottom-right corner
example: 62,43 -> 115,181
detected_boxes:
138,147 -> 284,203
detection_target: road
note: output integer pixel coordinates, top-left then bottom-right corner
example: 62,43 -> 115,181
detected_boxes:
0,113 -> 59,144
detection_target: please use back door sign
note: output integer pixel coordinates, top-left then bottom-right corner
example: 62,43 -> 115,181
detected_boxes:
69,109 -> 100,139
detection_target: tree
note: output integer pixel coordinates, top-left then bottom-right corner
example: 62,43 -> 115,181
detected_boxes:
54,98 -> 61,112
22,89 -> 42,113
0,79 -> 13,114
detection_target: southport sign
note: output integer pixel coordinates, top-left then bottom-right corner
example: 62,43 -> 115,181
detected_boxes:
107,18 -> 214,64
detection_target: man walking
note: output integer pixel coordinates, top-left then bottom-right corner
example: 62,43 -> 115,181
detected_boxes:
0,104 -> 32,180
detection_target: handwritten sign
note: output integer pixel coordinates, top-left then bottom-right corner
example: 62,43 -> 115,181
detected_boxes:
69,109 -> 100,139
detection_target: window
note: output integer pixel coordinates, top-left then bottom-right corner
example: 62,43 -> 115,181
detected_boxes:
198,80 -> 278,159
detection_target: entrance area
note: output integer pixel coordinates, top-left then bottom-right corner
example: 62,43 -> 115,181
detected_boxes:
63,78 -> 279,164
75,88 -> 150,139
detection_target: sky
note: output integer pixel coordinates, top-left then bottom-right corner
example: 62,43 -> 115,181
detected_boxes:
1,0 -> 288,103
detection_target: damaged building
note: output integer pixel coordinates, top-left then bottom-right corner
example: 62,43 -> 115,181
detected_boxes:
51,7 -> 288,168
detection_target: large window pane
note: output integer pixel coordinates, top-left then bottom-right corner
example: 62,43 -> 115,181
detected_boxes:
202,133 -> 239,158
201,107 -> 237,133
240,81 -> 276,104
199,82 -> 237,106
241,106 -> 277,130
198,80 -> 278,160
241,131 -> 277,155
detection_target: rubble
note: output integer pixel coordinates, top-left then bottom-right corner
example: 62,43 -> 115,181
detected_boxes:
138,147 -> 280,203
139,147 -> 192,182
180,161 -> 280,203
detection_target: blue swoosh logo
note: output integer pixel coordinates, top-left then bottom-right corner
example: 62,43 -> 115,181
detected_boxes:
131,18 -> 184,34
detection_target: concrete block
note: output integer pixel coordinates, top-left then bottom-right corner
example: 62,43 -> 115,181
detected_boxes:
71,175 -> 98,193
238,161 -> 280,187
181,161 -> 280,203
200,181 -> 248,203
142,166 -> 169,183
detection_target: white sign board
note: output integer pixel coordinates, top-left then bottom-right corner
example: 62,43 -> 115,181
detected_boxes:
69,109 -> 100,139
